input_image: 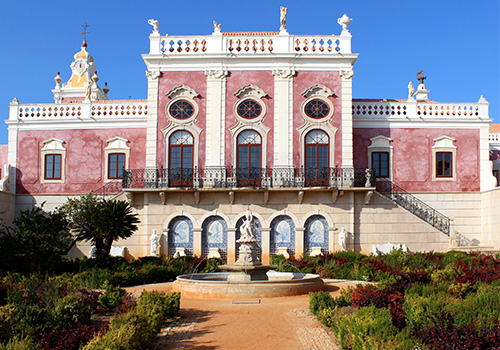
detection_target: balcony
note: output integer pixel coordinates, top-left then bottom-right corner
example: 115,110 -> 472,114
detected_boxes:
122,167 -> 375,190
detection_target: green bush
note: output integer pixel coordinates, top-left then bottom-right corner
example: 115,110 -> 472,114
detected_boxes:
53,294 -> 91,330
201,258 -> 222,273
136,291 -> 180,332
99,284 -> 125,311
72,268 -> 112,289
0,336 -> 40,350
309,291 -> 333,316
0,304 -> 16,343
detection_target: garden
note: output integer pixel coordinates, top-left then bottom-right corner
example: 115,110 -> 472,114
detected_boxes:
0,194 -> 221,349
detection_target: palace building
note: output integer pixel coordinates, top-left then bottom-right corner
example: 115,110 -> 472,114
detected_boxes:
0,11 -> 498,262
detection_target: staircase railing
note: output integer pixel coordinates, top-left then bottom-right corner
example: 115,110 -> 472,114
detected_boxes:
92,181 -> 123,199
376,180 -> 451,236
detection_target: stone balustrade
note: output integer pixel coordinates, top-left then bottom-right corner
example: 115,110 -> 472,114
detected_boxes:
489,133 -> 500,142
353,99 -> 489,120
10,100 -> 148,120
152,32 -> 351,56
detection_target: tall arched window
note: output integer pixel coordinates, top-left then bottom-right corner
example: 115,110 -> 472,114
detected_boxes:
305,130 -> 329,186
169,130 -> 194,187
237,130 -> 262,187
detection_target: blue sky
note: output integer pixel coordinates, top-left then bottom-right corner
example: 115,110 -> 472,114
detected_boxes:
0,0 -> 498,144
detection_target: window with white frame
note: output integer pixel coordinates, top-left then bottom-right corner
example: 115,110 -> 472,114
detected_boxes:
432,136 -> 457,181
104,137 -> 130,182
41,138 -> 66,183
367,136 -> 393,179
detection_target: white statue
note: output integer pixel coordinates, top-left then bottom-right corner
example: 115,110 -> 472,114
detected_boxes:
339,227 -> 347,251
213,21 -> 221,33
280,7 -> 288,32
148,19 -> 160,33
408,81 -> 415,99
84,82 -> 92,101
240,210 -> 255,240
150,229 -> 159,257
89,245 -> 97,258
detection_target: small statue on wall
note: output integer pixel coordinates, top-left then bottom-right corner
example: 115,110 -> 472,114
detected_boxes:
408,81 -> 414,99
339,227 -> 347,251
150,229 -> 160,257
148,19 -> 160,33
84,81 -> 92,101
213,21 -> 221,34
280,6 -> 288,32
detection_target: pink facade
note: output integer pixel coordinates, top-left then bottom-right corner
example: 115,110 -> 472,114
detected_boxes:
225,71 -> 274,168
157,71 -> 207,169
293,71 -> 342,168
16,128 -> 146,194
0,145 -> 7,177
353,128 -> 480,192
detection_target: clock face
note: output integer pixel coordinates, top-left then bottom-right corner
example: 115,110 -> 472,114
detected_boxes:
75,60 -> 86,74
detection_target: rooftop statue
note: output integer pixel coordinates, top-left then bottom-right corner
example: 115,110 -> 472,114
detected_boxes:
408,81 -> 415,99
148,19 -> 160,33
280,6 -> 288,32
213,21 -> 221,34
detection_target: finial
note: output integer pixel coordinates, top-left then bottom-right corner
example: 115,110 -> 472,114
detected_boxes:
103,82 -> 109,95
478,95 -> 488,103
54,72 -> 62,87
337,14 -> 352,32
81,22 -> 90,40
148,19 -> 160,33
81,39 -> 88,48
416,70 -> 426,86
280,7 -> 288,32
92,71 -> 99,84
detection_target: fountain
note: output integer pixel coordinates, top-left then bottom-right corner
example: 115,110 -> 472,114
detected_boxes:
173,210 -> 325,298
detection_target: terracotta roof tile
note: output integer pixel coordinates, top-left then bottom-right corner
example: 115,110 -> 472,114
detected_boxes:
223,32 -> 278,36
490,124 -> 500,133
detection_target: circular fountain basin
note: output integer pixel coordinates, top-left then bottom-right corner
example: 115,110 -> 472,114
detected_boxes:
172,271 -> 325,298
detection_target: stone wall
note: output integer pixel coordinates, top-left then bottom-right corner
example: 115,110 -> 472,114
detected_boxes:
480,187 -> 500,249
0,191 -> 15,227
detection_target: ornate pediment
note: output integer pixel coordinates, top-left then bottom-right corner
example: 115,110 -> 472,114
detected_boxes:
301,84 -> 334,98
166,85 -> 199,99
234,84 -> 267,99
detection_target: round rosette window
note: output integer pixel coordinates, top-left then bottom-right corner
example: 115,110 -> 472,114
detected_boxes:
169,100 -> 195,120
236,99 -> 262,120
304,99 -> 330,119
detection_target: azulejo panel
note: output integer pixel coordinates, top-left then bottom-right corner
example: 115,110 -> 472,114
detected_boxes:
270,216 -> 295,256
168,216 -> 194,256
304,215 -> 329,254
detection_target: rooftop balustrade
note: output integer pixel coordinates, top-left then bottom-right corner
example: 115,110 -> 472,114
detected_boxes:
122,167 -> 375,190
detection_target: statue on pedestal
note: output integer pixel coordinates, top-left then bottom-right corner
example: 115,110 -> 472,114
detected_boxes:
280,7 -> 288,32
150,229 -> 160,257
339,227 -> 347,251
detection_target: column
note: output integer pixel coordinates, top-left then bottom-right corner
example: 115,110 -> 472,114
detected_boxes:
272,69 -> 295,167
145,71 -> 161,168
193,227 -> 202,257
261,227 -> 271,264
295,227 -> 305,258
205,70 -> 228,166
227,227 -> 236,264
341,70 -> 354,167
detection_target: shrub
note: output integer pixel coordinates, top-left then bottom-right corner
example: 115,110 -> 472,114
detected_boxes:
136,291 -> 180,330
0,304 -> 16,342
309,291 -> 333,316
38,323 -> 101,350
0,336 -> 40,350
77,289 -> 102,313
53,294 -> 91,330
201,258 -> 222,273
98,284 -> 125,311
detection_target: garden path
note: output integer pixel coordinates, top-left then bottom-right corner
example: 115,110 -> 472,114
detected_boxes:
126,279 -> 361,350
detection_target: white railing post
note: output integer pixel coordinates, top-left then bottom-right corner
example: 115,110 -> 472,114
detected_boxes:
149,32 -> 161,55
338,31 -> 352,54
477,95 -> 489,120
9,98 -> 20,121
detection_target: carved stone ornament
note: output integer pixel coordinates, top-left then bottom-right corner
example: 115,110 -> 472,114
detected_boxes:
272,69 -> 295,80
301,84 -> 334,98
148,19 -> 160,33
205,69 -> 228,80
234,84 -> 267,99
166,85 -> 199,99
145,70 -> 161,80
280,6 -> 288,32
337,14 -> 352,31
340,70 -> 354,80
213,20 -> 221,34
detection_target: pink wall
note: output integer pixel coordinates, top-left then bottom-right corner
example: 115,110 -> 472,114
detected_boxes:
157,72 -> 207,168
16,128 -> 146,194
353,128 -> 480,192
292,71 -> 342,168
0,145 -> 7,176
225,71 -> 274,168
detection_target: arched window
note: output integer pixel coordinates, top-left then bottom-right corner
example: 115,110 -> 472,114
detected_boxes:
202,217 -> 228,262
305,130 -> 329,186
168,216 -> 193,257
169,131 -> 194,187
237,130 -> 262,187
304,215 -> 329,255
270,216 -> 295,257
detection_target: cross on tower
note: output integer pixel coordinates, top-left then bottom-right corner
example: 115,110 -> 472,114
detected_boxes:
81,23 -> 90,40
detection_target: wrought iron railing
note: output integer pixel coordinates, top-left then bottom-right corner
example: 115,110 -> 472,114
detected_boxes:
376,180 -> 451,236
122,167 -> 375,190
92,181 -> 123,198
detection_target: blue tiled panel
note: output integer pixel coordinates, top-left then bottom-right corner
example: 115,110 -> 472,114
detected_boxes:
168,216 -> 194,257
304,215 -> 329,255
235,216 -> 262,260
201,216 -> 228,262
270,216 -> 295,256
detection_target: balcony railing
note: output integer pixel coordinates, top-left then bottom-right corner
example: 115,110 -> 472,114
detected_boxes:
122,167 -> 375,190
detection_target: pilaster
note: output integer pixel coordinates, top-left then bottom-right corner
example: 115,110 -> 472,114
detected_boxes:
205,70 -> 228,166
261,227 -> 271,264
193,227 -> 202,257
340,70 -> 354,167
480,126 -> 492,191
272,69 -> 295,167
7,99 -> 19,193
145,71 -> 160,168
295,227 -> 305,258
227,228 -> 236,264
